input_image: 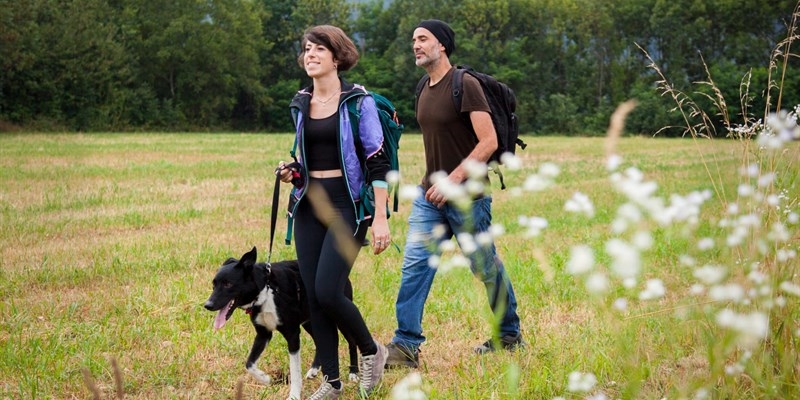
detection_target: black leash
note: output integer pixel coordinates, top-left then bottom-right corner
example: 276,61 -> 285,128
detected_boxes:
269,163 -> 302,264
268,172 -> 280,265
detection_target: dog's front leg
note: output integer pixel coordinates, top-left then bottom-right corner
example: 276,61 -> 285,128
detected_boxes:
246,325 -> 273,385
301,321 -> 321,380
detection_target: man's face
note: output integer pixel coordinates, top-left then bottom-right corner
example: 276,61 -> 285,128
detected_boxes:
412,27 -> 443,68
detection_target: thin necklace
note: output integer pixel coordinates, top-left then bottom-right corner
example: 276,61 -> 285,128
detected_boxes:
314,89 -> 340,105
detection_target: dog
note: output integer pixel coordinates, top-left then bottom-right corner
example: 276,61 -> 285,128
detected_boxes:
204,246 -> 358,400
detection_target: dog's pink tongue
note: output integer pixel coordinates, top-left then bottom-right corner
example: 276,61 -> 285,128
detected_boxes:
213,301 -> 233,330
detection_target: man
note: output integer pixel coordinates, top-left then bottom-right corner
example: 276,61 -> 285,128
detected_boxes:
384,19 -> 524,369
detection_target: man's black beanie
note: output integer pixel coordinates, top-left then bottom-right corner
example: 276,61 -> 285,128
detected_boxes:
416,19 -> 455,56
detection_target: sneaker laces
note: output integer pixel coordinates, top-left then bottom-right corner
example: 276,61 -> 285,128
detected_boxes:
359,353 -> 377,390
308,377 -> 339,400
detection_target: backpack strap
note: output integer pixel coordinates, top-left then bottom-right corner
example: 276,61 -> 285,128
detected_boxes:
452,65 -> 507,189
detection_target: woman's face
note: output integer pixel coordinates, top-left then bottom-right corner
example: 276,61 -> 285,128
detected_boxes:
303,40 -> 336,78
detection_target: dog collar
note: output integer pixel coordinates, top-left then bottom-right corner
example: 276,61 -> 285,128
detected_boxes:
240,301 -> 255,312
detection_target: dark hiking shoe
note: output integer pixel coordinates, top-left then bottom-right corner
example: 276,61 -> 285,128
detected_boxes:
473,333 -> 526,354
383,342 -> 419,369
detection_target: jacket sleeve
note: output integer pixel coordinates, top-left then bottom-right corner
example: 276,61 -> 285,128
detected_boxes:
357,95 -> 391,185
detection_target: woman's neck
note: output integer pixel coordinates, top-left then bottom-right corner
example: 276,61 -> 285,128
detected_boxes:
313,75 -> 341,98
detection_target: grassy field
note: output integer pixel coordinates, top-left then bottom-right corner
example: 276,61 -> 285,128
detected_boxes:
1,133 -> 798,399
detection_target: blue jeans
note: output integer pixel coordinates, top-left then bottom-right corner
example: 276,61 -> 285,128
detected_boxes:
391,189 -> 521,350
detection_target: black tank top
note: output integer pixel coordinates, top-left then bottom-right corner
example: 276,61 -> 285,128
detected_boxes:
304,112 -> 340,171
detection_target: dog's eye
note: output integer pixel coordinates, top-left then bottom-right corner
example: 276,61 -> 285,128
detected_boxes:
223,282 -> 233,289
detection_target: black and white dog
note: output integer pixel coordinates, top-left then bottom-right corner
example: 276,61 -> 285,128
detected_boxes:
204,247 -> 358,400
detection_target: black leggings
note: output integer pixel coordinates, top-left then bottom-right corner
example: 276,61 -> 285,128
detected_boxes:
294,177 -> 377,380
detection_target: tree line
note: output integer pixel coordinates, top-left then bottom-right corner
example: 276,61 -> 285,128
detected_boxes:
1,0 -> 797,135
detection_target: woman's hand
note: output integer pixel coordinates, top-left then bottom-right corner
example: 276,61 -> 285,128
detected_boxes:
370,186 -> 391,255
275,161 -> 293,183
371,216 -> 390,255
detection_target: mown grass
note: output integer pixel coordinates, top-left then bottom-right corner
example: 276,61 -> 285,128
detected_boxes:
0,133 -> 797,399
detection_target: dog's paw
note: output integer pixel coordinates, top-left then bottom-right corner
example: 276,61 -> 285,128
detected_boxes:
304,366 -> 320,380
348,372 -> 359,382
246,366 -> 272,385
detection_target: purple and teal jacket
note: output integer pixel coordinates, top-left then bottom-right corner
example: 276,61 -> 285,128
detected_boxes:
287,80 -> 390,235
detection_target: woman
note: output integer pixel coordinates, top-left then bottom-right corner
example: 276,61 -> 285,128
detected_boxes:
276,25 -> 389,400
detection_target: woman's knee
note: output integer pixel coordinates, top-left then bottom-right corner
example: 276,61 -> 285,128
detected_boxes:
314,286 -> 346,310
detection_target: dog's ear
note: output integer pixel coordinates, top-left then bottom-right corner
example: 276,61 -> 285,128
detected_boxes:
223,257 -> 238,265
240,247 -> 258,268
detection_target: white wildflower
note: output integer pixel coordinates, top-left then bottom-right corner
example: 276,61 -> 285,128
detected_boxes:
715,309 -> 768,346
519,215 -> 548,237
566,371 -> 597,392
757,172 -> 775,187
465,179 -> 485,197
391,372 -> 427,400
737,184 -> 754,197
488,223 -> 505,237
464,159 -> 488,180
693,265 -> 727,285
586,273 -> 610,295
632,231 -> 653,250
523,174 -> 552,192
708,284 -> 745,302
500,152 -> 522,170
777,248 -> 797,262
639,279 -> 666,300
539,162 -> 561,178
607,154 -> 623,171
564,192 -> 595,218
386,170 -> 401,185
438,240 -> 456,252
440,254 -> 470,273
474,231 -> 494,247
613,297 -> 628,311
606,239 -> 641,279
679,254 -> 696,267
567,245 -> 595,275
697,237 -> 715,251
779,281 -> 800,297
456,233 -> 477,254
400,184 -> 422,200
748,268 -> 766,282
689,284 -> 705,296
740,163 -> 759,178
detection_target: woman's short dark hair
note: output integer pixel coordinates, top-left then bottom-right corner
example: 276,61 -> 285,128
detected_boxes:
297,25 -> 359,71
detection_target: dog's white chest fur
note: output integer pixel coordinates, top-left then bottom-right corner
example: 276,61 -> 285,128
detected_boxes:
254,287 -> 280,331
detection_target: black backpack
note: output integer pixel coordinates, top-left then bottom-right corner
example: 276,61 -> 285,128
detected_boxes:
415,65 -> 527,189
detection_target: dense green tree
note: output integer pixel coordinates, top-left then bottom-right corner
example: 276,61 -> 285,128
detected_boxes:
1,0 -> 797,134
1,0 -> 129,129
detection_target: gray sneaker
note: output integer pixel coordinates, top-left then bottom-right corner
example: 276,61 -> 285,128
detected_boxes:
473,333 -> 526,354
358,340 -> 387,397
307,378 -> 342,400
384,342 -> 419,369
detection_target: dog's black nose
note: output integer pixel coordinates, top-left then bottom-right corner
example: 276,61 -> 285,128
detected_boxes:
204,300 -> 214,310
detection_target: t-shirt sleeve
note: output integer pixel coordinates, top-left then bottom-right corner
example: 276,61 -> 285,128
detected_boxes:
460,73 -> 491,114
